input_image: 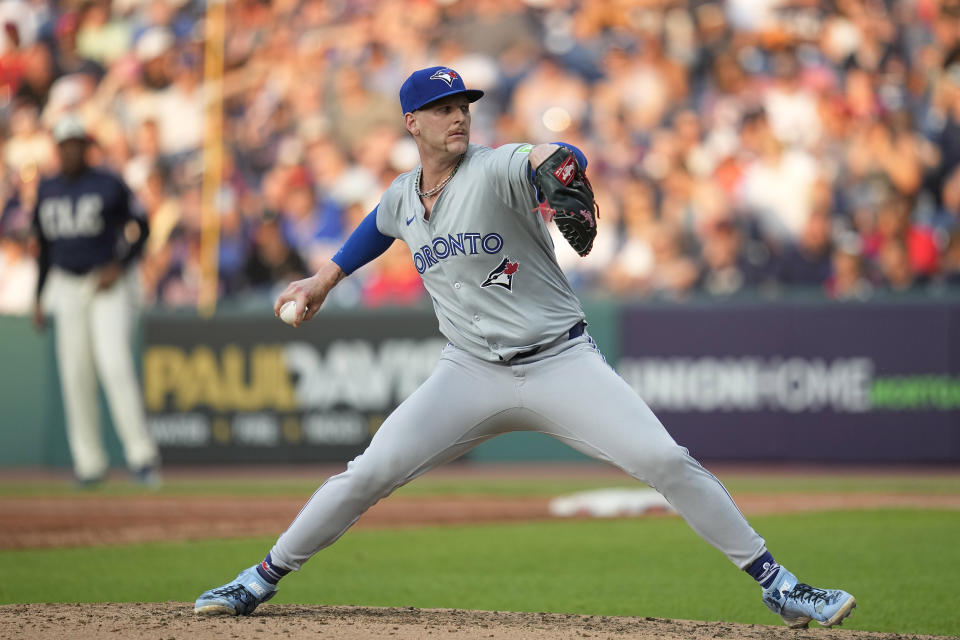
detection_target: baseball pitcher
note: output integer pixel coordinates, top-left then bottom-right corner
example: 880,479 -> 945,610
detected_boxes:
194,68 -> 856,628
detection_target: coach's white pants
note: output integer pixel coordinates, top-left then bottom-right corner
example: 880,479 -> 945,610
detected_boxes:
272,335 -> 766,571
47,267 -> 158,480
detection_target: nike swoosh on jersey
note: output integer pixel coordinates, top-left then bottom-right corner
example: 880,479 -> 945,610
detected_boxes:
406,216 -> 416,225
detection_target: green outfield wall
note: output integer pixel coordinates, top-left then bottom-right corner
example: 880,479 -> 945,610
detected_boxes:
0,316 -> 53,465
0,316 -> 126,468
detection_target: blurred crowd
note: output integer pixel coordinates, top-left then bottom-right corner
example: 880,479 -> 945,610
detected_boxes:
2,0 -> 960,314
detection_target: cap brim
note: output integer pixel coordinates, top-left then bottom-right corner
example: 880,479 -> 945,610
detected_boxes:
408,88 -> 484,114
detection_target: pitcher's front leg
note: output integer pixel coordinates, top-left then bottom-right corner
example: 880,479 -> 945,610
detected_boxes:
524,342 -> 767,568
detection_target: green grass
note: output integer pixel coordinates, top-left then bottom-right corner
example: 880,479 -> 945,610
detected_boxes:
2,510 -> 957,636
2,468 -> 959,498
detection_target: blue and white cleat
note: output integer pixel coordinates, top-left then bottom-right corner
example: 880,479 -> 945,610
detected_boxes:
762,568 -> 856,628
194,565 -> 277,616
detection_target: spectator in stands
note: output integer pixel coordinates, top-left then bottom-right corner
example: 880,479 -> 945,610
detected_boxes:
648,221 -> 699,299
844,118 -> 923,206
326,67 -> 401,153
279,167 -> 343,270
877,239 -> 917,291
0,21 -> 27,97
1,0 -> 958,312
75,0 -> 132,66
738,113 -> 820,246
862,194 -> 940,279
3,101 -> 55,175
512,56 -> 588,142
774,201 -> 834,288
0,226 -> 36,314
826,236 -> 873,301
941,231 -> 960,286
604,179 -> 657,295
14,41 -> 55,108
361,242 -> 425,308
930,57 -> 960,207
696,217 -> 766,297
243,213 -> 308,292
0,171 -> 38,314
154,227 -> 201,307
931,164 -> 960,232
762,48 -> 821,151
51,11 -> 105,82
156,47 -> 204,158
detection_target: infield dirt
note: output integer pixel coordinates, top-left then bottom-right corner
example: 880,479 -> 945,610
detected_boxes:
0,602 -> 946,640
3,492 -> 959,549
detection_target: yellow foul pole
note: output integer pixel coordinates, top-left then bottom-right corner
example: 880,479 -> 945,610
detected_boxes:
199,0 -> 226,317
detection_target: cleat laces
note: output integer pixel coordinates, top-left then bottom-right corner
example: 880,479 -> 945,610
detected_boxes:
789,583 -> 833,605
211,583 -> 253,602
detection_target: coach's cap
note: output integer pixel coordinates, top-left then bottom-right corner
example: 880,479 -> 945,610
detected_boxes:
52,114 -> 89,144
399,66 -> 484,114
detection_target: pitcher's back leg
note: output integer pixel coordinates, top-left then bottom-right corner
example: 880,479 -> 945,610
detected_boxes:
270,346 -> 519,570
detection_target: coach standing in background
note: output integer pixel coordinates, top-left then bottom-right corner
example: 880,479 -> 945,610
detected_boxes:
32,114 -> 161,487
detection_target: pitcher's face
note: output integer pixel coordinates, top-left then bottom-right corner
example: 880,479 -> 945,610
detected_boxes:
407,95 -> 471,156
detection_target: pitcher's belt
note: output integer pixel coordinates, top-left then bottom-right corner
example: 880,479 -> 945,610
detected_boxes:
509,320 -> 587,361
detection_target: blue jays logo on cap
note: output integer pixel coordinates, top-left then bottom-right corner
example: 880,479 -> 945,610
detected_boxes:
430,68 -> 458,86
400,66 -> 484,114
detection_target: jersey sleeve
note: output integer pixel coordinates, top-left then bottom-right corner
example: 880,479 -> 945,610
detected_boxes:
32,182 -> 50,298
374,176 -> 406,239
480,143 -> 538,211
117,178 -> 149,265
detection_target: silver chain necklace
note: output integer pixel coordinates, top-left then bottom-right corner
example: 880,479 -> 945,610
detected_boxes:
415,154 -> 464,198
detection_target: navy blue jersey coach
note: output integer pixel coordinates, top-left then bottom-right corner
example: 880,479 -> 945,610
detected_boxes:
33,114 -> 160,487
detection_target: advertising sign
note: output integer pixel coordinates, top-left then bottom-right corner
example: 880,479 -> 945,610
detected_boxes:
143,310 -> 445,463
617,303 -> 960,462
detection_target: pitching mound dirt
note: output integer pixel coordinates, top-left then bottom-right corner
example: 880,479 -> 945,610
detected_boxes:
0,603 -> 943,640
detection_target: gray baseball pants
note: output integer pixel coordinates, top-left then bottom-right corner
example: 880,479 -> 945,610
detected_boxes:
271,334 -> 767,571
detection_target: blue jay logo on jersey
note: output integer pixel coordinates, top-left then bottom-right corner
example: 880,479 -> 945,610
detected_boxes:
430,68 -> 459,87
481,257 -> 519,291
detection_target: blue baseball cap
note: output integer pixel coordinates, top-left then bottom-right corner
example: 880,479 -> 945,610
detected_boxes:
399,66 -> 484,114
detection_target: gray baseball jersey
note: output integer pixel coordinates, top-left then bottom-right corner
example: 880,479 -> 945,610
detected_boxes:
376,143 -> 585,362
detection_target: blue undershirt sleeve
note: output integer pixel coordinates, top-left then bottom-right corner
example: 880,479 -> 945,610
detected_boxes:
331,205 -> 395,276
119,181 -> 149,266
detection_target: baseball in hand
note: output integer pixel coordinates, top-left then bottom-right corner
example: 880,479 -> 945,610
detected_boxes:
279,300 -> 301,325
